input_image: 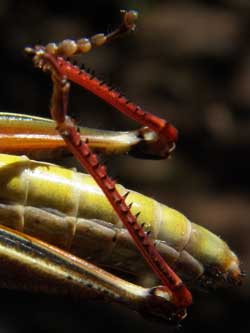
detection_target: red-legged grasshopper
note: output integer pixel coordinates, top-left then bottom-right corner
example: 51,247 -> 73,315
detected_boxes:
0,10 -> 242,323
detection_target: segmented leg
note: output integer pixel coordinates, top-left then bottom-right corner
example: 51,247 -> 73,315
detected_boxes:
25,10 -> 177,159
25,9 -> 192,313
49,70 -> 191,310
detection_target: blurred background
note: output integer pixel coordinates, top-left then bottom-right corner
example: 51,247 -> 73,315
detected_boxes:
0,0 -> 249,332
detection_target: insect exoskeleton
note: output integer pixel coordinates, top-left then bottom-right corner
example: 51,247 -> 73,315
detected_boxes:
0,154 -> 241,289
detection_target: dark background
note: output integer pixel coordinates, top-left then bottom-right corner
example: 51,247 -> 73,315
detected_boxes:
0,0 -> 249,332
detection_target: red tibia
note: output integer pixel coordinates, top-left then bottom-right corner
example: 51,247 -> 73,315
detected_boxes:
54,57 -> 178,156
57,118 -> 191,308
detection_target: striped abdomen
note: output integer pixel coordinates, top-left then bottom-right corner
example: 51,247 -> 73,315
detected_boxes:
0,154 -> 241,287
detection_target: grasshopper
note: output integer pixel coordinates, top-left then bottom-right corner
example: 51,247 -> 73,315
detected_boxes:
0,10 -> 242,324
